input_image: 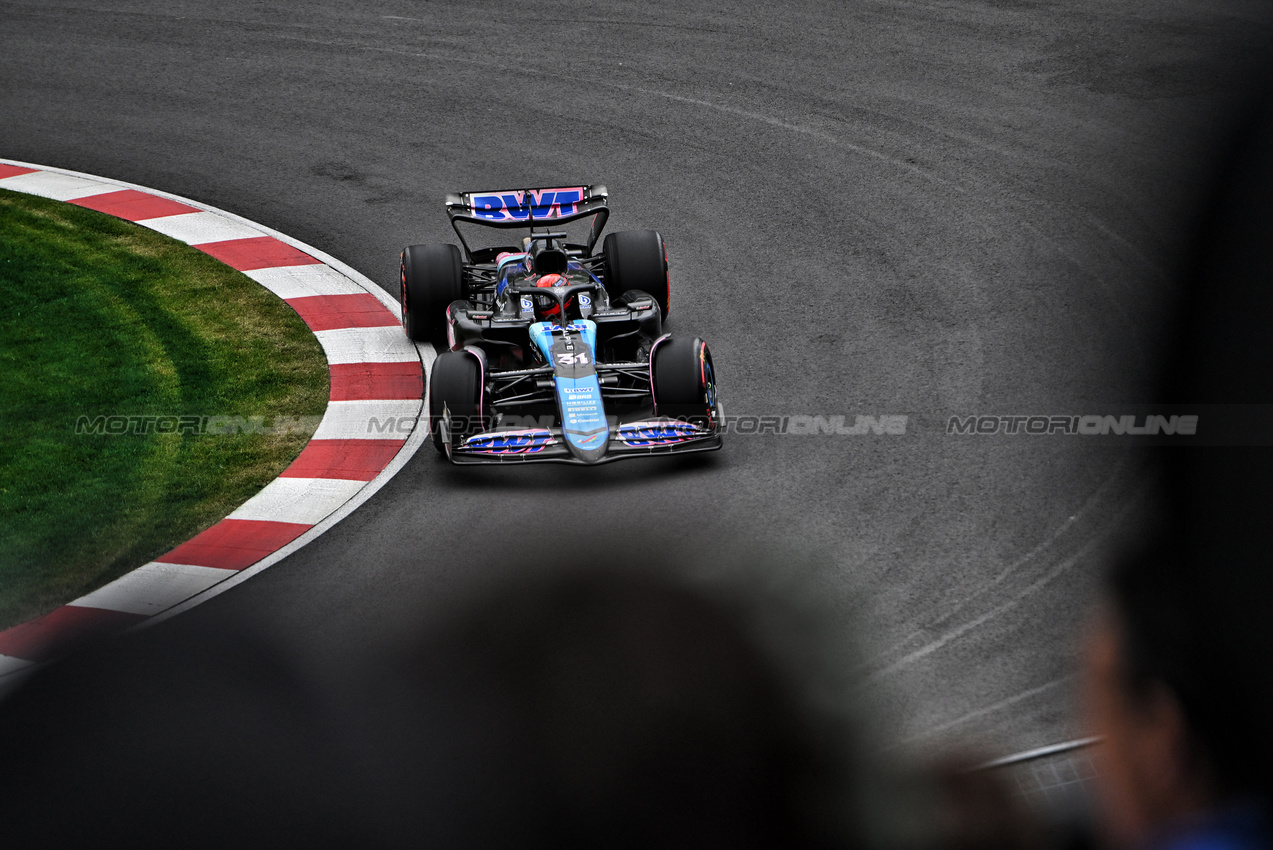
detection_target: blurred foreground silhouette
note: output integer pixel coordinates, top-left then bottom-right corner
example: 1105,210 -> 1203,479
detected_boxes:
1078,83 -> 1273,850
0,558 -> 923,849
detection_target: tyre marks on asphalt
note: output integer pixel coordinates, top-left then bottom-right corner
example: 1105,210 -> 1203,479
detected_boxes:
860,457 -> 1150,746
861,455 -> 1144,679
0,160 -> 427,677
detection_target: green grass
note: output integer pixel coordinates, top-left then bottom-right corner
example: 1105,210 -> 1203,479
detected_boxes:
0,188 -> 328,630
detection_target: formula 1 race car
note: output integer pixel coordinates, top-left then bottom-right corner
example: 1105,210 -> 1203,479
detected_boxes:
400,185 -> 721,465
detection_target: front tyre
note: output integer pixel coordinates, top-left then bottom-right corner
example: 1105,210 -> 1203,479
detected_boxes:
428,350 -> 485,453
402,243 -> 463,349
650,336 -> 716,426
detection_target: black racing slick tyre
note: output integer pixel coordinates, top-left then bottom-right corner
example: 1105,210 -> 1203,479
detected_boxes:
401,243 -> 463,349
651,336 -> 717,426
602,230 -> 669,318
429,350 -> 484,453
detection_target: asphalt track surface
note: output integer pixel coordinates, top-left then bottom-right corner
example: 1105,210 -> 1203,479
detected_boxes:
3,1 -> 1272,755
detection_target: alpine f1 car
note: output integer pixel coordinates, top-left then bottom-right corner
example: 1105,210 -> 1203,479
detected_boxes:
400,184 -> 721,465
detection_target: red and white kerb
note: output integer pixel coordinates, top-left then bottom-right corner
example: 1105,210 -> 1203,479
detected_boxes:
0,161 -> 428,676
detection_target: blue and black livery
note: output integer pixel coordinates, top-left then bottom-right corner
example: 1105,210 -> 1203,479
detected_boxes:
401,185 -> 721,465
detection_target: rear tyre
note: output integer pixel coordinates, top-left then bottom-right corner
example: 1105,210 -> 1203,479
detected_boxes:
651,336 -> 716,425
602,230 -> 669,318
402,243 -> 463,349
428,350 -> 484,453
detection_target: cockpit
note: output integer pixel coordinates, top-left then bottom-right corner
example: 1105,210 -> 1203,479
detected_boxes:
495,233 -> 604,322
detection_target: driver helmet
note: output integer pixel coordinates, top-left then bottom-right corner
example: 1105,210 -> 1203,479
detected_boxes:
534,273 -> 570,320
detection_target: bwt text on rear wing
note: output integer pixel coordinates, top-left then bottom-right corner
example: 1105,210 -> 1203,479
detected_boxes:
444,185 -> 611,257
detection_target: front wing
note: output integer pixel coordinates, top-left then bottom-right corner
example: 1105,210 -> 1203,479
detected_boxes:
447,417 -> 722,465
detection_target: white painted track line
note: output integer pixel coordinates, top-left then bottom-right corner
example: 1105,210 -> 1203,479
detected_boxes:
315,326 -> 420,364
70,563 -> 236,616
227,477 -> 369,525
136,210 -> 264,244
246,265 -> 368,300
0,656 -> 37,676
0,171 -> 120,200
312,399 -> 423,440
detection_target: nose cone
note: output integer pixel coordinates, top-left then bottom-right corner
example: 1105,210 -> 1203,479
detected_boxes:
556,374 -> 610,464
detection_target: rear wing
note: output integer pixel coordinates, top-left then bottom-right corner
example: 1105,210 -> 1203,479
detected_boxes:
444,184 -> 610,259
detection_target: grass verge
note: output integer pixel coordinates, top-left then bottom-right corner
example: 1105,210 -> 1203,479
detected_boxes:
0,188 -> 328,631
